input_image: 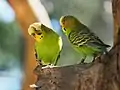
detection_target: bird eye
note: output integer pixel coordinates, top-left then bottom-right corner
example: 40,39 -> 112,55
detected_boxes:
62,22 -> 65,25
37,32 -> 42,35
32,27 -> 36,31
34,29 -> 37,31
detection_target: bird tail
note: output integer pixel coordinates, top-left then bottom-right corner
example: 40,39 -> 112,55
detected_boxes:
104,44 -> 111,48
102,44 -> 110,53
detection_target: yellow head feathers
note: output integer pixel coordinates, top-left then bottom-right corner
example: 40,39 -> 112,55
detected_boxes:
60,15 -> 80,31
28,22 -> 43,42
28,22 -> 42,35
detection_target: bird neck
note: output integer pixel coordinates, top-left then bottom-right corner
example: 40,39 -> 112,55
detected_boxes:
65,28 -> 71,35
65,23 -> 85,36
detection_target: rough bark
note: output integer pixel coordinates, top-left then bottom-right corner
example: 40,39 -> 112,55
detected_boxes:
33,46 -> 120,90
33,0 -> 120,90
7,0 -> 37,90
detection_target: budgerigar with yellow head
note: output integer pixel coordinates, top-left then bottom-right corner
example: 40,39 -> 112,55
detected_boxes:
28,22 -> 62,66
60,15 -> 110,63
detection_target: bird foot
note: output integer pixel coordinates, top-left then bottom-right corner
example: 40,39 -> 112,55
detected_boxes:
78,58 -> 85,64
42,64 -> 56,69
35,59 -> 47,68
92,54 -> 101,63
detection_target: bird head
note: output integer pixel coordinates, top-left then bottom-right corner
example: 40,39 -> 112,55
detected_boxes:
59,15 -> 80,34
28,22 -> 44,42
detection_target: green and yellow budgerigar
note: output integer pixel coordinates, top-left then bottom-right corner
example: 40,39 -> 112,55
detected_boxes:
28,22 -> 62,66
60,15 -> 110,63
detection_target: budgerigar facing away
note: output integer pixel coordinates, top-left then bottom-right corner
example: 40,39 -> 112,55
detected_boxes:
60,15 -> 110,63
28,23 -> 62,66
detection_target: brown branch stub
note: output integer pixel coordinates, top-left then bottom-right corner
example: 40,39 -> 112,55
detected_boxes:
7,0 -> 37,90
112,0 -> 120,45
32,44 -> 120,90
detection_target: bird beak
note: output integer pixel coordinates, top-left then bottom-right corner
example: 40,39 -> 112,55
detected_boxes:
61,27 -> 66,33
31,33 -> 41,42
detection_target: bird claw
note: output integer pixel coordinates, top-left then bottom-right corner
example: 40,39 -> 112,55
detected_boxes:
79,62 -> 86,65
36,59 -> 44,66
79,58 -> 85,64
42,64 -> 56,69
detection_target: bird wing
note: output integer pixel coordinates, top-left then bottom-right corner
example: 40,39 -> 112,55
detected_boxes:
86,32 -> 110,48
54,36 -> 63,65
68,26 -> 110,49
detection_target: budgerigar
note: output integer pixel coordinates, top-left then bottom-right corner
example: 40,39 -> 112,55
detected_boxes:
28,22 -> 62,66
60,15 -> 110,63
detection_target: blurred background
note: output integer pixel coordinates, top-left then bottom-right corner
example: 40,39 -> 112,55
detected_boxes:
0,0 -> 113,90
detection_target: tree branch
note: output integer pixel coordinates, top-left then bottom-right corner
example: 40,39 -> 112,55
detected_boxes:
112,0 -> 120,45
33,45 -> 120,90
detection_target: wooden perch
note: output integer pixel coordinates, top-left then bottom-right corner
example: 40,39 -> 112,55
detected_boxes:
32,0 -> 120,90
32,45 -> 120,90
